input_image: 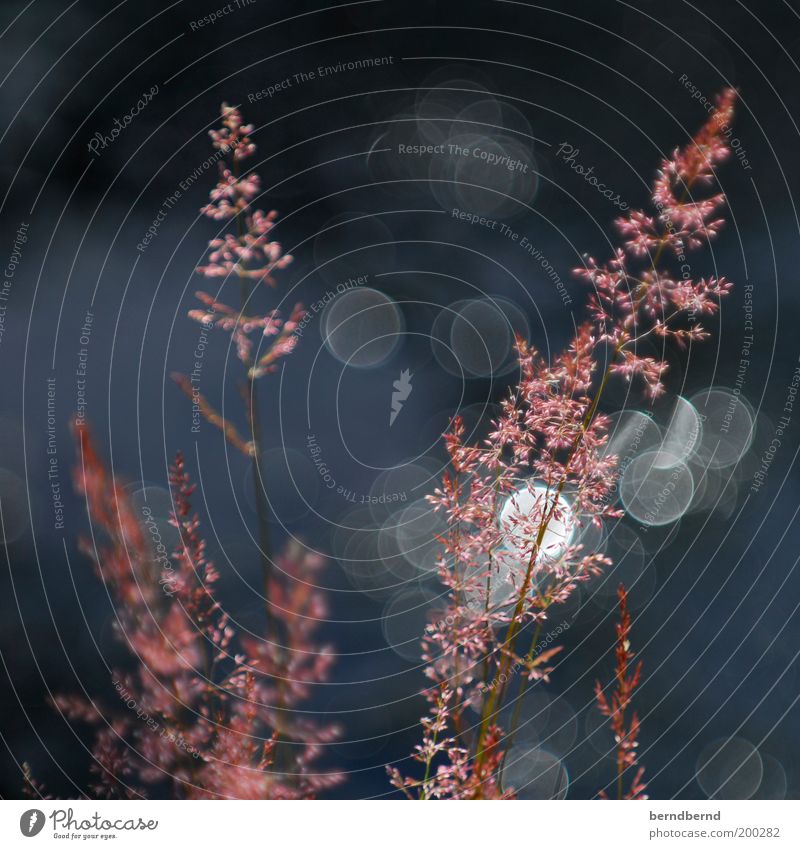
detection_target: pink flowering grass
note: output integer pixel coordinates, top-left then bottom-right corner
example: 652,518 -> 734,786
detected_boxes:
41,427 -> 340,799
390,89 -> 737,799
172,103 -> 303,579
32,92 -> 738,801
34,105 -> 341,799
595,584 -> 647,800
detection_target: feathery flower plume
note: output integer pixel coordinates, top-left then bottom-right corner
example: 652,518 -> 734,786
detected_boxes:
595,584 -> 647,800
172,102 -> 304,574
198,103 -> 290,284
34,102 -> 340,800
575,88 -> 737,397
46,425 -> 339,799
391,90 -> 737,799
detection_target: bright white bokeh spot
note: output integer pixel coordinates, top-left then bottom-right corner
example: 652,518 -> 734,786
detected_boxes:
499,482 -> 575,563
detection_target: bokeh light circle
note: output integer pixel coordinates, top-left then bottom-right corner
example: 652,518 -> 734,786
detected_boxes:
696,737 -> 763,799
620,451 -> 694,526
322,287 -> 403,368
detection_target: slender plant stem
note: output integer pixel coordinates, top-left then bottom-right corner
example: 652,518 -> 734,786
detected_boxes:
232,157 -> 273,589
504,608 -> 547,744
244,368 -> 273,586
230,157 -> 291,777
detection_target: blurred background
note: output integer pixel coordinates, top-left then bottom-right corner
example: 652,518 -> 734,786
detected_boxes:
1,0 -> 799,800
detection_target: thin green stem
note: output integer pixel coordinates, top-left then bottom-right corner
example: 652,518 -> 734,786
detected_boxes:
230,156 -> 291,777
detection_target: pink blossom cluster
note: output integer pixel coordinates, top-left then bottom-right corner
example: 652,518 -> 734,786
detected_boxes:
49,427 -> 340,799
575,88 -> 737,397
30,92 -> 738,802
595,585 -> 647,800
391,90 -> 737,799
390,332 -> 620,799
197,104 -> 291,286
188,291 -> 304,377
173,104 -> 305,454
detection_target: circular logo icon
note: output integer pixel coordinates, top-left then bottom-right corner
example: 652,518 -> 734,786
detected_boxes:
19,809 -> 45,837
